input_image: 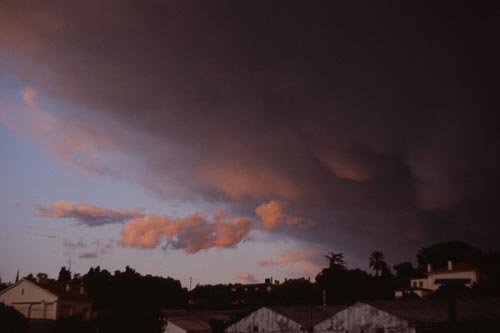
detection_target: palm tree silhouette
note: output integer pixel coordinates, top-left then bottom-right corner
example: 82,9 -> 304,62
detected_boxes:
369,251 -> 386,277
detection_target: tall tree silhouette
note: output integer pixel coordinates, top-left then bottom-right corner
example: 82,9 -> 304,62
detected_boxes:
324,252 -> 346,271
369,251 -> 386,277
58,266 -> 71,283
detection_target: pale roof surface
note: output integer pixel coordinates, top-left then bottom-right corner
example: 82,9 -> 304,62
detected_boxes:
368,298 -> 500,324
269,306 -> 347,329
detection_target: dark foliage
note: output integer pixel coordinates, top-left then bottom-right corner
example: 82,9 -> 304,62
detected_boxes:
58,266 -> 72,283
416,241 -> 484,269
393,261 -> 419,288
0,303 -> 28,333
81,265 -> 186,333
54,315 -> 95,333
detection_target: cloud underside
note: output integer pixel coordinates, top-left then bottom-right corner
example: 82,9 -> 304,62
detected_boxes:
1,1 -> 500,260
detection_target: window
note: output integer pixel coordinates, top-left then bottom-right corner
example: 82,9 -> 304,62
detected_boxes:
21,288 -> 24,295
419,281 -> 423,287
376,329 -> 384,333
253,326 -> 258,332
412,281 -> 417,287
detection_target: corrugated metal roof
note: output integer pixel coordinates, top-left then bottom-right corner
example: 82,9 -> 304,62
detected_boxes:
164,309 -> 250,333
367,298 -> 500,324
269,306 -> 347,329
168,317 -> 213,333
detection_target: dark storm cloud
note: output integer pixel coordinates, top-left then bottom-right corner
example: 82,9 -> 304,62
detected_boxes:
1,1 -> 499,263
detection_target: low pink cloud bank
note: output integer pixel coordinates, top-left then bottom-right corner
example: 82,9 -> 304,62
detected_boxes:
39,200 -> 144,226
40,199 -> 317,254
120,211 -> 252,253
255,200 -> 315,230
236,272 -> 258,284
259,249 -> 322,276
258,249 -> 316,266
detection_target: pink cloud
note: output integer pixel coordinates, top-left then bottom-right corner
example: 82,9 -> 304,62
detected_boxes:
258,249 -> 316,266
259,249 -> 323,277
255,200 -> 315,230
318,151 -> 376,182
39,200 -> 144,226
236,272 -> 258,284
120,211 -> 252,253
78,252 -> 98,259
22,88 -> 37,108
63,237 -> 115,259
198,163 -> 301,200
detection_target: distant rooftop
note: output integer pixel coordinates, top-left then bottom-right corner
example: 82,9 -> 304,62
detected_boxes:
367,298 -> 500,324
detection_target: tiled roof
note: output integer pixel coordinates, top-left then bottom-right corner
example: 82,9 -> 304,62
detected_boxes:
32,280 -> 91,302
269,306 -> 347,329
367,298 -> 500,324
428,262 -> 477,274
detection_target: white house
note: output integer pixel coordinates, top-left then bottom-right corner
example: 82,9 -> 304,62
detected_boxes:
395,261 -> 479,299
0,274 -> 92,320
225,306 -> 345,333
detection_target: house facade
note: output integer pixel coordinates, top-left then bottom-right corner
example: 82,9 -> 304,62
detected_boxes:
395,261 -> 479,299
0,275 -> 92,320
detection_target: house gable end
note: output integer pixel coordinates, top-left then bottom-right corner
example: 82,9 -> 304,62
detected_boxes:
0,279 -> 58,304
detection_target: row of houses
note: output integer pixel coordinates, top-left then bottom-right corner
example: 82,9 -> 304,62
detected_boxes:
166,299 -> 500,333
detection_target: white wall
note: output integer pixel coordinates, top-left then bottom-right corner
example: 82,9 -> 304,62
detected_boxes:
225,307 -> 303,333
314,303 -> 415,333
0,280 -> 58,319
428,270 -> 478,289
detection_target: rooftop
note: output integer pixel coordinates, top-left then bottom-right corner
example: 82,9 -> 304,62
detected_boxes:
269,305 -> 347,329
367,298 -> 500,324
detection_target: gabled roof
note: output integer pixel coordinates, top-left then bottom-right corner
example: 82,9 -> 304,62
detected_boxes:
164,309 -> 250,333
168,317 -> 212,333
0,278 -> 91,302
366,298 -> 500,324
33,280 -> 91,302
0,279 -> 55,299
428,262 -> 478,275
269,306 -> 347,330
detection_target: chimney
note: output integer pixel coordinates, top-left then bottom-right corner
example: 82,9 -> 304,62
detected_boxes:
36,273 -> 48,284
65,283 -> 71,292
448,260 -> 453,271
427,263 -> 432,273
274,280 -> 280,286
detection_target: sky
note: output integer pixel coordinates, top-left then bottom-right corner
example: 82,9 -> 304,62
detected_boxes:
1,1 -> 499,286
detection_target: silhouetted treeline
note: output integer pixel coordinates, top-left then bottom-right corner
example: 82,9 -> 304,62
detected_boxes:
80,265 -> 187,333
5,241 -> 500,333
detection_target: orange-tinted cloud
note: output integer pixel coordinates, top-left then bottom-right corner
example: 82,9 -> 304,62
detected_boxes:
255,200 -> 315,230
22,88 -> 37,108
120,212 -> 252,253
258,249 -> 322,277
236,272 -> 258,284
39,200 -> 143,226
198,163 -> 301,201
318,152 -> 375,182
258,249 -> 316,266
